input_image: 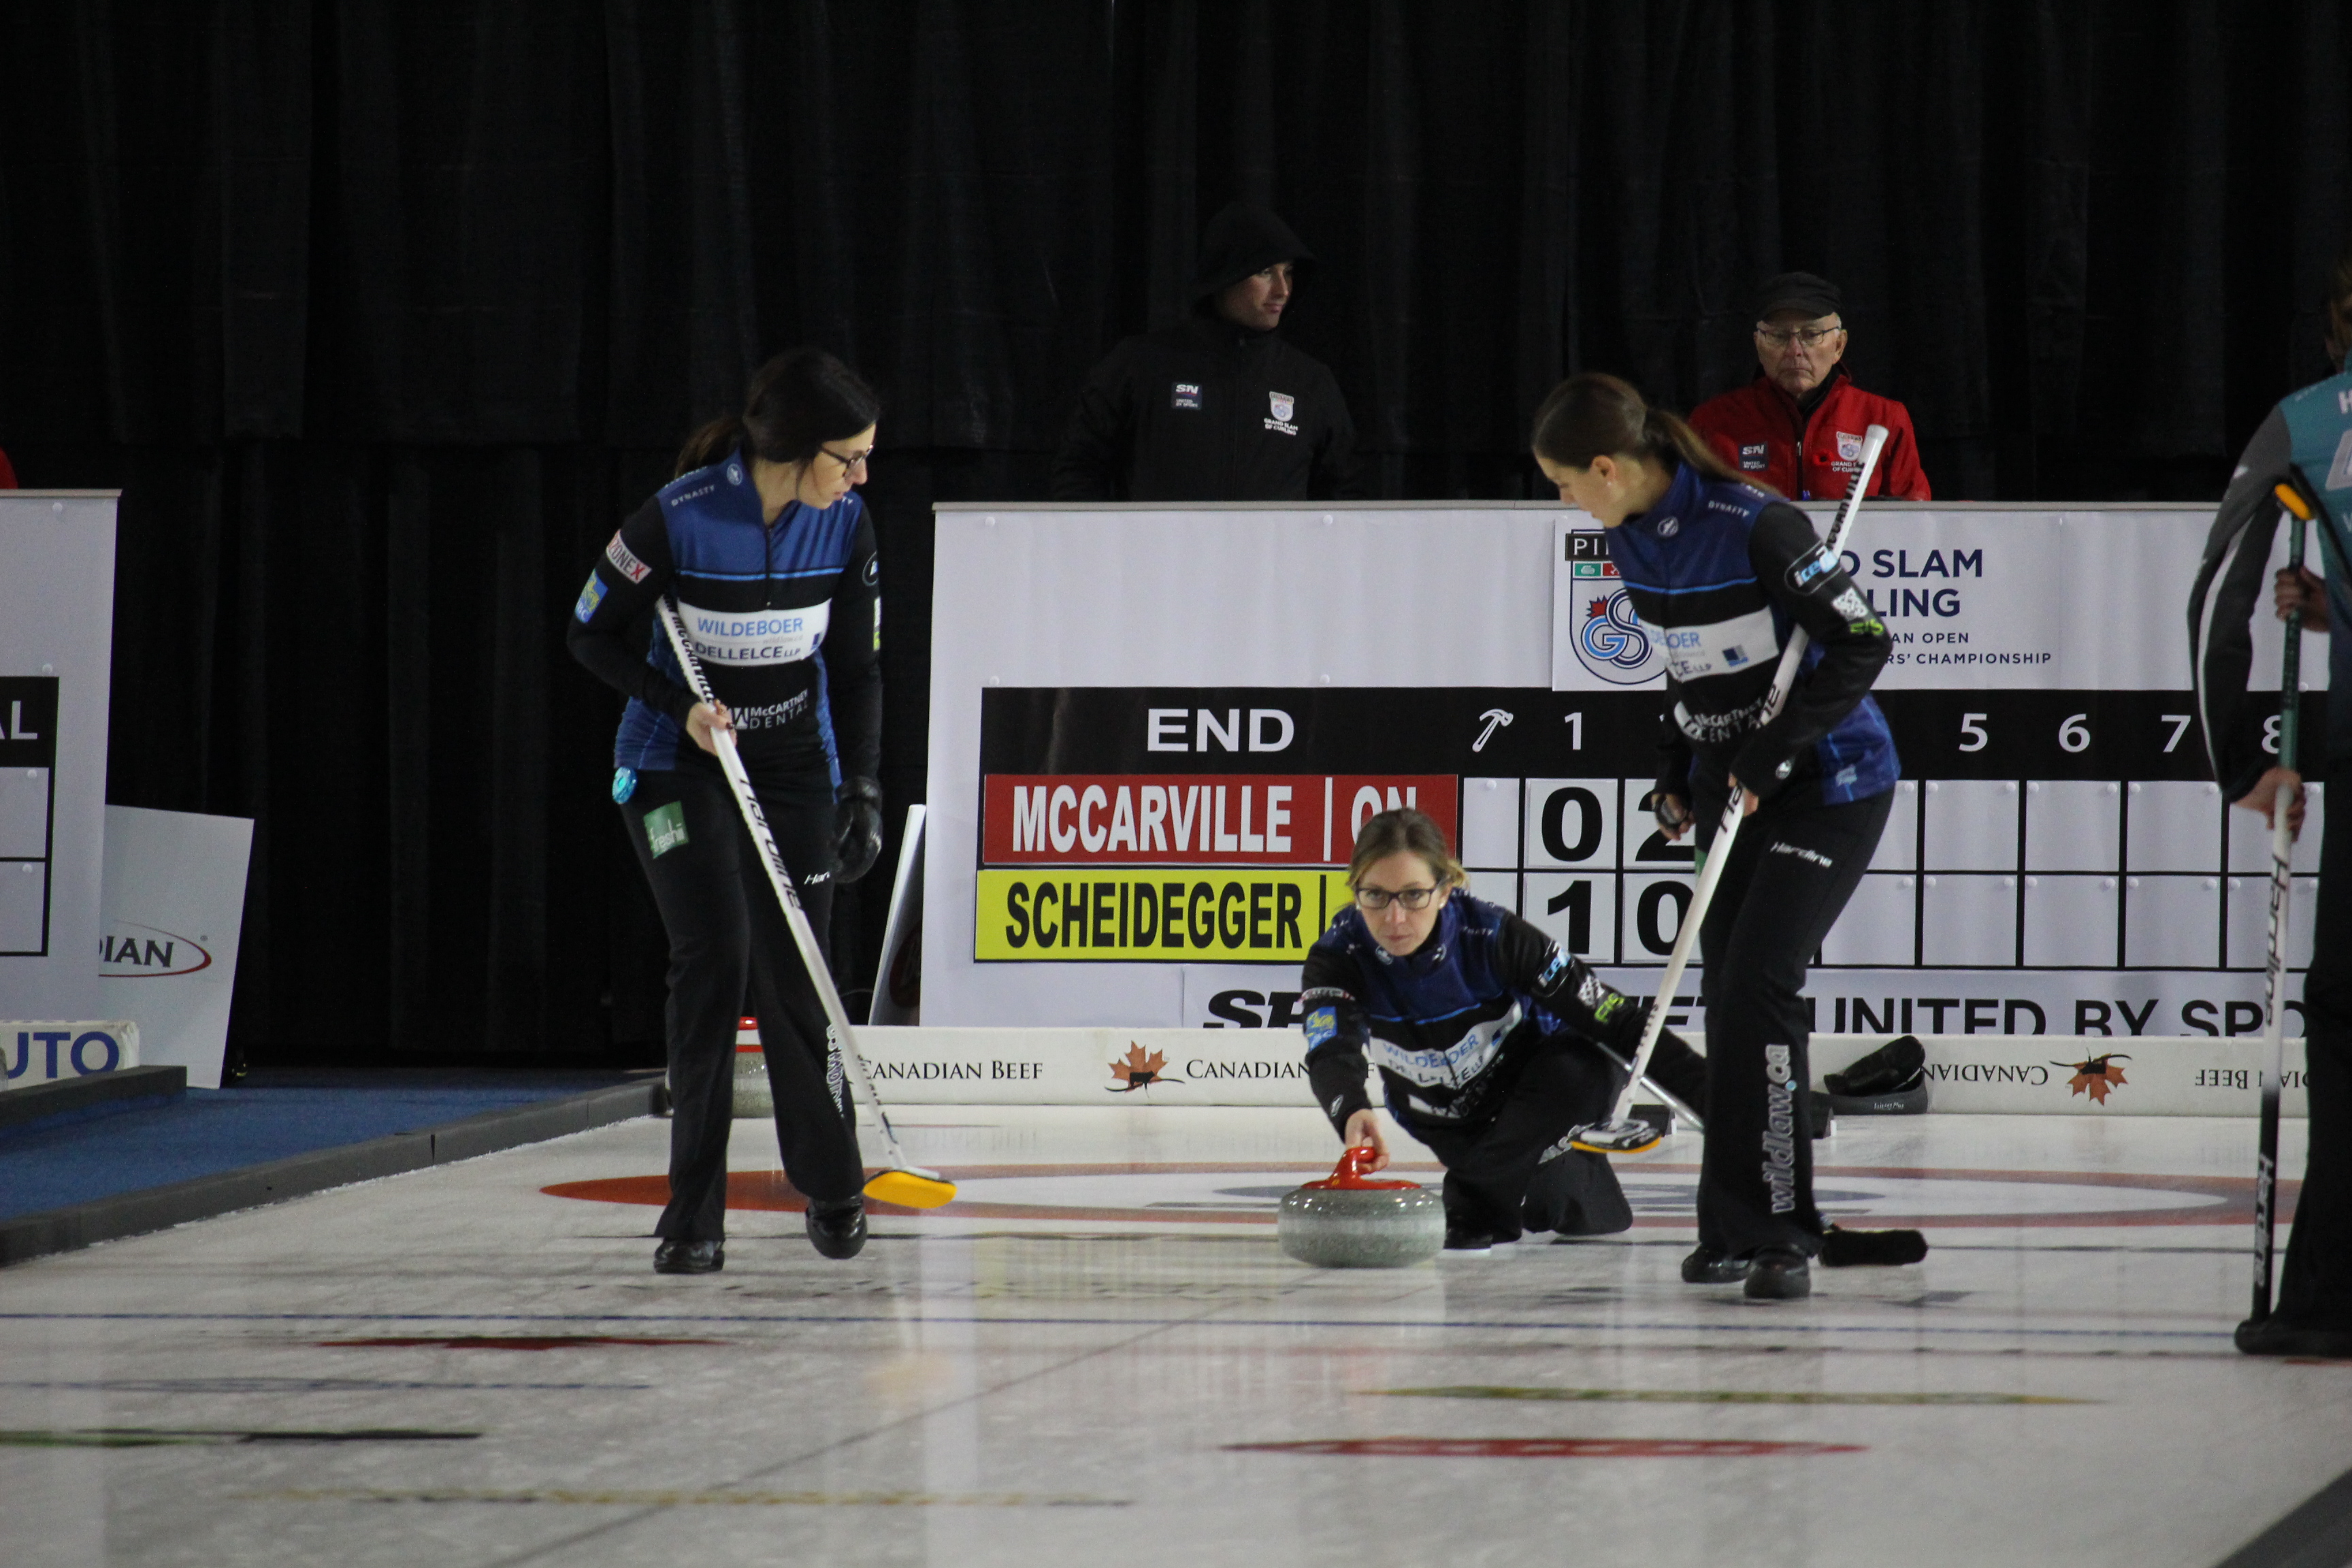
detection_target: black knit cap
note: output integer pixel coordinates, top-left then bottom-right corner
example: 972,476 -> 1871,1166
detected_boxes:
1188,203 -> 1317,300
1755,271 -> 1842,320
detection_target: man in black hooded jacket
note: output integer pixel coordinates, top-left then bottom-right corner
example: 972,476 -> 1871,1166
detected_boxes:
1052,203 -> 1365,501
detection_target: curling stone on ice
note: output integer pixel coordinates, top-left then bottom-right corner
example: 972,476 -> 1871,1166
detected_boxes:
1277,1146 -> 1446,1268
732,1016 -> 774,1119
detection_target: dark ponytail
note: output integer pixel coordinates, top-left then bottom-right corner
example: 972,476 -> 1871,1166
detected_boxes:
1531,372 -> 1763,493
676,347 -> 883,477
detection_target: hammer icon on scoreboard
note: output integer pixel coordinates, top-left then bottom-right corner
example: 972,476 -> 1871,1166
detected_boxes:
1473,708 -> 1514,753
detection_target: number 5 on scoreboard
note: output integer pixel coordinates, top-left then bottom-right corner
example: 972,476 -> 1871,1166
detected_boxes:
1958,713 -> 1989,752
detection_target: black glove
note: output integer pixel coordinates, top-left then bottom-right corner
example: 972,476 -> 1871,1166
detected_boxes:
834,776 -> 885,883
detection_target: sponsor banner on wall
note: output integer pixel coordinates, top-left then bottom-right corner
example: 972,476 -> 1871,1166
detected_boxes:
1554,508 -> 2293,696
851,1026 -> 2305,1116
2,1022 -> 141,1089
859,1026 -> 1314,1105
0,493 -> 118,1021
98,806 -> 255,1090
926,504 -> 2304,1032
1810,1034 -> 2308,1117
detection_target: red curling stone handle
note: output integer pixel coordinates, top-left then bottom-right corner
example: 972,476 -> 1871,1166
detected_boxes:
1301,1144 -> 1422,1191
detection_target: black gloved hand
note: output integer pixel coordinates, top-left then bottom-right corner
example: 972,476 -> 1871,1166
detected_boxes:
834,776 -> 885,883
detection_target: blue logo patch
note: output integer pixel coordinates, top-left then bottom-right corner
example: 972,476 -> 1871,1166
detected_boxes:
1783,543 -> 1835,594
1304,1007 -> 1339,1049
612,767 -> 638,804
573,574 -> 608,623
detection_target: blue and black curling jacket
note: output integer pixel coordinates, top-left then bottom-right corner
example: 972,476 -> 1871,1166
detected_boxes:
1298,893 -> 1669,1132
1604,462 -> 1897,808
566,449 -> 881,792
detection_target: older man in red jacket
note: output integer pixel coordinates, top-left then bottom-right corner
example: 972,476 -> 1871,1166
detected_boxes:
1690,272 -> 1931,502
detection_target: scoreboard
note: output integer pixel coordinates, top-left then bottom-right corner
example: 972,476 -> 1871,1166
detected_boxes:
926,502 -> 2318,1042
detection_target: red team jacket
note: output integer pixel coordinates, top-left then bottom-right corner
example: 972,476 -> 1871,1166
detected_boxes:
1688,366 -> 1931,502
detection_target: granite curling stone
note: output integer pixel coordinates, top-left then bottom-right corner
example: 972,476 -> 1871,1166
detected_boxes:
730,1018 -> 774,1119
1277,1146 -> 1446,1268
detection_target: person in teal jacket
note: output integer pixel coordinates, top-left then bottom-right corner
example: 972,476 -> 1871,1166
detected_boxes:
2190,255 -> 2352,1356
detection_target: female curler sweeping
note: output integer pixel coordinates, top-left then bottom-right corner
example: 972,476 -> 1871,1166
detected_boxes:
568,348 -> 887,1273
1532,372 -> 1924,1299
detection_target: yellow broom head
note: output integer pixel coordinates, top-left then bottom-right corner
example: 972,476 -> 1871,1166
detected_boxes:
864,1168 -> 958,1209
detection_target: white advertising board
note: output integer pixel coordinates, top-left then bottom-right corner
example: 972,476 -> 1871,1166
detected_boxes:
923,502 -> 2315,1069
849,1028 -> 2303,1117
1,1021 -> 140,1089
0,492 -> 118,1022
98,806 -> 255,1089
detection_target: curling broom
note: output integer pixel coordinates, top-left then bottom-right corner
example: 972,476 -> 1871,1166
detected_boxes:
655,596 -> 956,1209
1572,423 -> 1891,1156
2249,477 -> 2315,1322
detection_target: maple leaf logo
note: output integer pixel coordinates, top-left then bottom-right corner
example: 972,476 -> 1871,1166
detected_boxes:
1586,597 -> 1612,621
1107,1043 -> 1171,1092
2055,1052 -> 2131,1105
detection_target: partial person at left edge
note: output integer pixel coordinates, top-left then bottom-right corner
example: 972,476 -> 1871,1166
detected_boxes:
0,442 -> 17,487
566,346 -> 888,1277
1051,201 -> 1367,502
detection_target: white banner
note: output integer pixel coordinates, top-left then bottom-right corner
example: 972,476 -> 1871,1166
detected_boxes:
1552,507 -> 2272,693
851,1026 -> 2306,1117
99,806 -> 255,1090
1,1022 -> 141,1090
0,492 -> 118,1021
924,502 -> 2310,1045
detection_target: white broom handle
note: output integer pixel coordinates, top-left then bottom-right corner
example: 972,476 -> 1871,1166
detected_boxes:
1604,425 -> 1891,1124
653,598 -> 913,1172
2253,498 -> 2308,1316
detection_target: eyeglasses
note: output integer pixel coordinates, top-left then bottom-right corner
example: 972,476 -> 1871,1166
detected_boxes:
1355,885 -> 1441,912
1755,323 -> 1842,349
819,444 -> 874,473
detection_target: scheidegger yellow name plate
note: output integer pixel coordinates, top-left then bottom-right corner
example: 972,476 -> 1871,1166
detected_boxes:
975,869 -> 1352,962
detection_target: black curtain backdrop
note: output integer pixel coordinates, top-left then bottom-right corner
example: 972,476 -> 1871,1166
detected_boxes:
3,2 -> 2347,1062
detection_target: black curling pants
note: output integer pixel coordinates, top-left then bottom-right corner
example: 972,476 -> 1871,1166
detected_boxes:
2279,760 -> 2352,1325
623,766 -> 861,1243
1406,1034 -> 1633,1241
1690,786 -> 1891,1260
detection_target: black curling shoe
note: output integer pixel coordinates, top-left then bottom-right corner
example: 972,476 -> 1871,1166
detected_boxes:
1441,1223 -> 1496,1256
805,1196 -> 869,1260
2236,1316 -> 2352,1357
653,1239 -> 723,1275
1681,1245 -> 1752,1284
1744,1247 -> 1812,1300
